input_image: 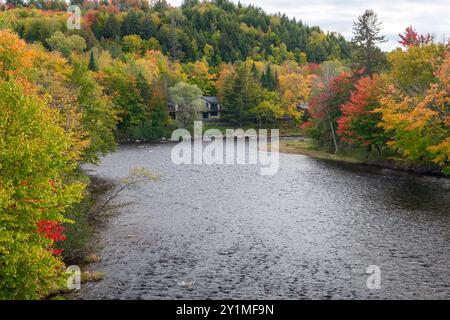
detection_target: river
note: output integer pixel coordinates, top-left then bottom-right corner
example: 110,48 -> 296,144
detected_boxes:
79,142 -> 450,299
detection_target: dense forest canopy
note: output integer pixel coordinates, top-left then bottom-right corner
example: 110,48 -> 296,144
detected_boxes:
1,0 -> 352,64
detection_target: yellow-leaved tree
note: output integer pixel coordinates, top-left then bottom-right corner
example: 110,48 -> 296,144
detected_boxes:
0,30 -> 86,299
377,52 -> 450,174
278,72 -> 312,121
0,79 -> 86,299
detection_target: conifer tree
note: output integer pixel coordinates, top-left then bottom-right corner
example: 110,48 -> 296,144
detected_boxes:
352,9 -> 387,76
88,50 -> 98,72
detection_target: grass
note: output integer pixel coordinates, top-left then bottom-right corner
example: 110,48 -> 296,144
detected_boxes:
276,139 -> 445,176
201,121 -> 303,137
278,139 -> 365,164
279,124 -> 303,137
80,271 -> 105,283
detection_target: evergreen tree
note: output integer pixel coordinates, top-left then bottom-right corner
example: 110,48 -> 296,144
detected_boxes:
153,0 -> 169,12
69,0 -> 351,64
103,14 -> 121,40
251,62 -> 259,80
352,9 -> 387,76
222,62 -> 259,126
261,64 -> 277,90
122,11 -> 141,36
140,14 -> 157,40
169,16 -> 180,61
136,72 -> 152,105
88,50 -> 98,72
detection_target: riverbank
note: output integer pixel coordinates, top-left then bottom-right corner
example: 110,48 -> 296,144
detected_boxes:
277,139 -> 446,177
47,174 -> 115,299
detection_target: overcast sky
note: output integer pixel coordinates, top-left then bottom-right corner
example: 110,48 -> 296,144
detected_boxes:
169,0 -> 449,51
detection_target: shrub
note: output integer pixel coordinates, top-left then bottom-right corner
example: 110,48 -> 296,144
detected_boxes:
0,79 -> 85,299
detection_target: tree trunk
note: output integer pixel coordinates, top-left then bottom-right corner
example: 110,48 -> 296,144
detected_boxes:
376,144 -> 383,159
326,109 -> 338,154
329,119 -> 338,154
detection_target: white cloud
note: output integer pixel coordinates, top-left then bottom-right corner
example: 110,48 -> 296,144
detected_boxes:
168,0 -> 449,51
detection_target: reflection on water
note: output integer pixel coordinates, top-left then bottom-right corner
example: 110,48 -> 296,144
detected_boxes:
80,143 -> 450,300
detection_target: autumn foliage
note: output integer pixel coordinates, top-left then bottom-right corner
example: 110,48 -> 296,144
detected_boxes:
377,52 -> 450,173
304,27 -> 449,173
337,75 -> 388,153
0,30 -> 89,299
399,26 -> 433,48
303,71 -> 354,152
37,220 -> 67,256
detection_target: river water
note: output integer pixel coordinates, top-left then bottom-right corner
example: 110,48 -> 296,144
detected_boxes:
79,142 -> 450,299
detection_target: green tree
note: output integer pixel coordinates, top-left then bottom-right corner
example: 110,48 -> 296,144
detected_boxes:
261,64 -> 277,90
122,34 -> 145,54
122,10 -> 142,36
387,43 -> 446,95
103,14 -> 121,40
251,62 -> 259,80
88,50 -> 98,71
136,71 -> 152,105
222,62 -> 260,126
351,9 -> 387,75
168,81 -> 204,128
46,31 -> 86,58
101,60 -> 147,138
0,79 -> 85,299
251,89 -> 283,127
71,59 -> 117,162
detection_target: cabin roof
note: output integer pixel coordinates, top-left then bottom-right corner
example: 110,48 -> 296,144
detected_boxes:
201,96 -> 219,104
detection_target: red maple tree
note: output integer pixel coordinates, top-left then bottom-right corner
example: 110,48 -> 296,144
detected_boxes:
399,26 -> 433,48
37,220 -> 66,255
336,75 -> 388,154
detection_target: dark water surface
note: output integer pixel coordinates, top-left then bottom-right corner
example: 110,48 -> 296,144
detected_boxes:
80,142 -> 450,299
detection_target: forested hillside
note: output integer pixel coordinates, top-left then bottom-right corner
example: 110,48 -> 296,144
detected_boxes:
3,0 -> 351,64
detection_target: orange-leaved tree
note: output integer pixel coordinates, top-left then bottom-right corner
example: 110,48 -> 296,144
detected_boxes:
377,52 -> 450,174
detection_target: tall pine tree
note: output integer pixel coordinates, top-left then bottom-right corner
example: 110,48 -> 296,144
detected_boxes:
88,50 -> 98,72
222,63 -> 259,126
261,64 -> 277,91
352,9 -> 387,76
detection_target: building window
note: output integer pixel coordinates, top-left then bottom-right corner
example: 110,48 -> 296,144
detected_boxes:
210,111 -> 218,117
203,112 -> 209,119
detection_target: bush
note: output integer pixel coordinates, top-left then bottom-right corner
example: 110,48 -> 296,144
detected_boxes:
0,79 -> 85,299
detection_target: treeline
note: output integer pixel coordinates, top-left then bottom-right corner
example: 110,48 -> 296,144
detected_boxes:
1,0 -> 351,64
